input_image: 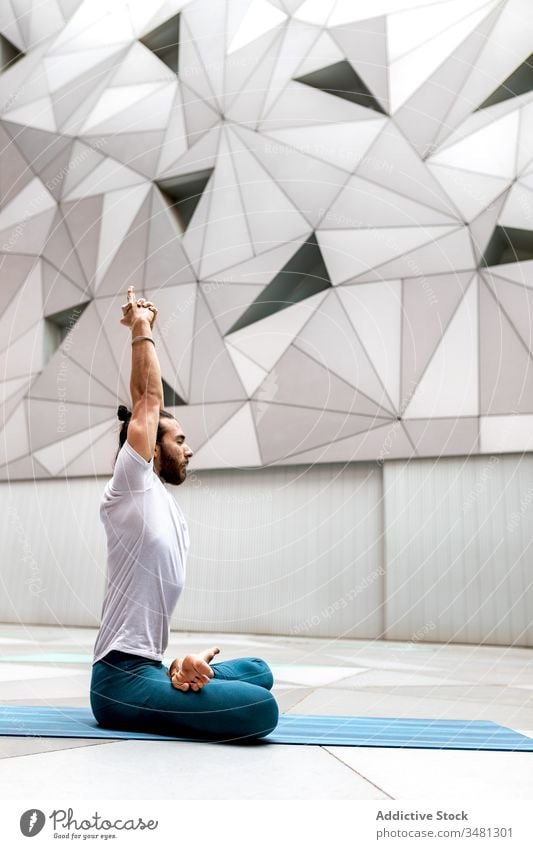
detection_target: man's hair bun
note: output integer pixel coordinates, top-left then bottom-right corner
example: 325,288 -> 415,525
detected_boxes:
117,405 -> 132,422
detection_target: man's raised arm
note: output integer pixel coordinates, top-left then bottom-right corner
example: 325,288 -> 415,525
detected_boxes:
119,285 -> 162,462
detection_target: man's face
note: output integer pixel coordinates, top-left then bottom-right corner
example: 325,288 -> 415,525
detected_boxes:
154,419 -> 193,486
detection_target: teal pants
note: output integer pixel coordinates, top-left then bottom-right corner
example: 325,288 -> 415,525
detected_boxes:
90,650 -> 279,742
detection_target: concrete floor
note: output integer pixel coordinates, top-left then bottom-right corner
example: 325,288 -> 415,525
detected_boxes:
1,624 -> 532,800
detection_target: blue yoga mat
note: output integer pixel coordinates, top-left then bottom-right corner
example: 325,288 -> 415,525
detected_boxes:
0,706 -> 532,750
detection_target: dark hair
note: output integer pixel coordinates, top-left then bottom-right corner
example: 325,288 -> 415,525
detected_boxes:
115,405 -> 175,464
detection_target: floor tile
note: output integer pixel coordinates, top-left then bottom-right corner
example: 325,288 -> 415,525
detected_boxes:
0,637 -> 31,645
327,670 -> 468,687
0,739 -> 389,800
325,745 -> 533,800
0,625 -> 531,800
0,653 -> 93,663
0,736 -> 115,760
329,648 -> 533,686
271,664 -> 368,687
272,686 -> 314,712
0,664 -> 79,682
4,697 -> 94,707
170,635 -> 277,649
0,675 -> 91,701
286,686 -> 533,726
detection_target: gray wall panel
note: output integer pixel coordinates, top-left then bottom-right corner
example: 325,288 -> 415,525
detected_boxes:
0,463 -> 384,639
174,463 -> 384,638
0,478 -> 108,628
383,454 -> 533,646
1,455 -> 531,646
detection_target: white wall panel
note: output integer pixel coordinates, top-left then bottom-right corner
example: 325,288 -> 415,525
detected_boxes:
174,463 -> 383,638
383,454 -> 533,646
1,455 -> 532,646
0,478 -> 108,628
0,463 -> 384,639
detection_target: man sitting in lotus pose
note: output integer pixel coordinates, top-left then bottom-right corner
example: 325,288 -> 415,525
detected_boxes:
90,286 -> 279,741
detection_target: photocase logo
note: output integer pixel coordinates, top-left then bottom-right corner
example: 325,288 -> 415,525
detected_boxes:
20,809 -> 46,837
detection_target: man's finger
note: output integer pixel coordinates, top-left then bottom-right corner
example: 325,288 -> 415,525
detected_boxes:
193,660 -> 214,679
169,659 -> 180,677
127,286 -> 135,303
192,659 -> 211,675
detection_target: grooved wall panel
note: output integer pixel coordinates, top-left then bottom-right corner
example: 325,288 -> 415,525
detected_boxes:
0,463 -> 383,639
383,454 -> 533,647
174,463 -> 383,638
1,455 -> 531,645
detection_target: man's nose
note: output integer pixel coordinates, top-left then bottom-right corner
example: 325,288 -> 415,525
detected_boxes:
185,444 -> 193,458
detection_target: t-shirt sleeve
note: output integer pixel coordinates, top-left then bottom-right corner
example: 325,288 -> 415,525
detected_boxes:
109,439 -> 155,493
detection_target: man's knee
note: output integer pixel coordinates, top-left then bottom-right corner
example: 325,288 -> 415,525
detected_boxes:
246,657 -> 274,690
248,690 -> 279,739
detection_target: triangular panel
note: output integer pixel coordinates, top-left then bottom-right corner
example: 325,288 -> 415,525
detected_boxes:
480,279 -> 533,414
481,227 -> 533,267
0,32 -> 24,72
404,278 -> 479,418
155,168 -> 214,231
401,271 -> 474,409
338,281 -> 402,412
253,402 -> 395,465
171,401 -> 244,454
330,15 -> 389,112
190,403 -> 262,468
226,233 -> 331,333
295,60 -> 386,114
189,292 -> 248,404
478,51 -> 533,110
275,420 -> 415,465
294,290 -> 396,413
226,289 -> 328,373
140,14 -> 180,74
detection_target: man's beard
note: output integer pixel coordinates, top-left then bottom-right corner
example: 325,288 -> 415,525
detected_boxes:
158,450 -> 186,486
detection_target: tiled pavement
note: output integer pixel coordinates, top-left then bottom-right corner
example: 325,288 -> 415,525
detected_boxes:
0,625 -> 532,800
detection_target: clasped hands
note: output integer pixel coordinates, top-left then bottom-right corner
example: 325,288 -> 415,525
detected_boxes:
167,647 -> 220,692
120,285 -> 158,329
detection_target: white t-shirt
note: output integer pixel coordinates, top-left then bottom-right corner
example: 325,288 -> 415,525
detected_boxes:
92,438 -> 189,664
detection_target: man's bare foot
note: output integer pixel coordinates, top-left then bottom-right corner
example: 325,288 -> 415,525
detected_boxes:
170,647 -> 221,692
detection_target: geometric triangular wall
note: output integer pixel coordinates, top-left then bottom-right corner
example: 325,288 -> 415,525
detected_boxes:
477,52 -> 533,110
162,377 -> 186,407
226,233 -> 332,334
140,15 -> 181,74
295,60 -> 386,114
155,168 -> 214,231
0,33 -> 23,72
481,226 -> 533,267
0,0 -> 532,476
43,302 -> 91,365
